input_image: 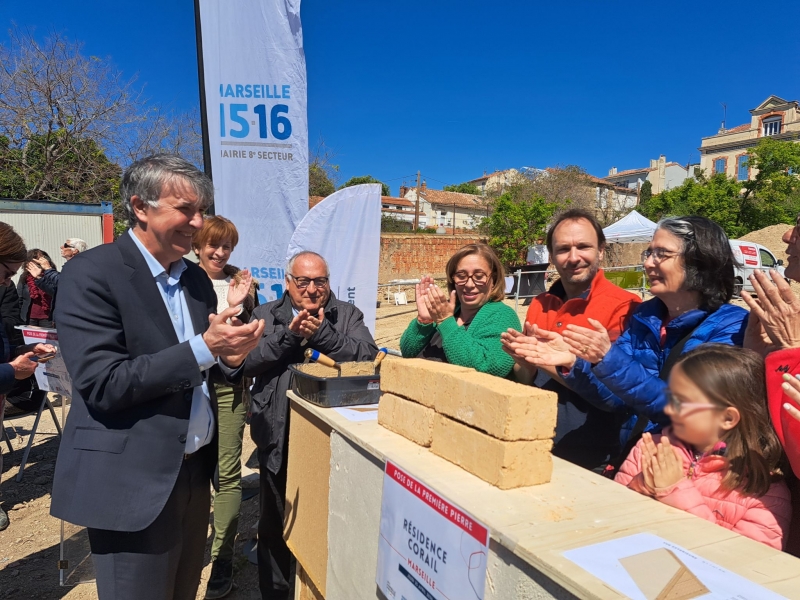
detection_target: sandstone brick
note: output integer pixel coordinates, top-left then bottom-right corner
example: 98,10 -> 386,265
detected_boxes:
431,414 -> 552,489
378,393 -> 436,447
434,371 -> 557,441
379,358 -> 471,408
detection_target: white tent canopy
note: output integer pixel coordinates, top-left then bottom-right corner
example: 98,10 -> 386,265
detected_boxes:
603,210 -> 657,244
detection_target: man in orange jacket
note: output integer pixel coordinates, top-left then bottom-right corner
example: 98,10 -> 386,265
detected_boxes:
503,209 -> 640,470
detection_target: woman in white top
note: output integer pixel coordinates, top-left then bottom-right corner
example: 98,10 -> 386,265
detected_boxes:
192,215 -> 259,598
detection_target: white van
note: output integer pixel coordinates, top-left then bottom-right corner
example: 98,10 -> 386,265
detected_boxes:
729,240 -> 785,295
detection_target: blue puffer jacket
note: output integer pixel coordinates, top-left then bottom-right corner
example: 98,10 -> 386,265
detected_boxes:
561,298 -> 748,440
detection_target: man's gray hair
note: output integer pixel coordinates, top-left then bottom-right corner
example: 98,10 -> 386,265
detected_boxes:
286,251 -> 330,276
65,238 -> 87,253
120,154 -> 214,228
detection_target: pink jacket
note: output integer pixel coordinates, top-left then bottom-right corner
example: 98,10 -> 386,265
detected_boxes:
615,428 -> 791,550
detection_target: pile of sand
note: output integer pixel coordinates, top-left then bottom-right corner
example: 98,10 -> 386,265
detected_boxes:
739,224 -> 792,261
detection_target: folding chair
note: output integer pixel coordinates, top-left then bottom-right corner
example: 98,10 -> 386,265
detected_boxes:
2,390 -> 63,481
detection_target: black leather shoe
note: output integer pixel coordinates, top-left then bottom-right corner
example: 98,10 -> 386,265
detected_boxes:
205,559 -> 234,599
0,506 -> 8,531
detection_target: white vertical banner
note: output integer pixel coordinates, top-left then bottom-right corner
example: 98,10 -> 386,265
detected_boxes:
198,0 -> 308,303
286,184 -> 381,334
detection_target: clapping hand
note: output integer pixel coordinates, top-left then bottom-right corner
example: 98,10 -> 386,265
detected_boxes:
423,284 -> 456,324
562,319 -> 612,364
742,269 -> 800,356
288,308 -> 325,339
226,270 -> 253,308
650,436 -> 684,489
414,276 -> 436,324
501,322 -> 576,368
781,373 -> 800,423
203,306 -> 265,366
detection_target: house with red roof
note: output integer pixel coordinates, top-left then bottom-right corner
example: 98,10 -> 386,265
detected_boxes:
699,95 -> 800,182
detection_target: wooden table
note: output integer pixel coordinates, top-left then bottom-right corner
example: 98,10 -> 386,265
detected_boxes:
284,391 -> 800,599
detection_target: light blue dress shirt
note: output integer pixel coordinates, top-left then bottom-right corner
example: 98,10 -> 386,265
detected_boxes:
128,230 -> 216,453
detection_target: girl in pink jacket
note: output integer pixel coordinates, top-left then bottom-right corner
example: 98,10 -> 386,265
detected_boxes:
615,344 -> 791,550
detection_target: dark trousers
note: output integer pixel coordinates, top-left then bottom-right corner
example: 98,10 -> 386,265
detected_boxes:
258,448 -> 294,600
87,451 -> 211,600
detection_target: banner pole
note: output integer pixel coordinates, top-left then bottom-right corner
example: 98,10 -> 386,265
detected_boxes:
193,0 -> 215,214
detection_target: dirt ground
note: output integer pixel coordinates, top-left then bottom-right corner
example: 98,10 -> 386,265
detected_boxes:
0,299 -> 534,599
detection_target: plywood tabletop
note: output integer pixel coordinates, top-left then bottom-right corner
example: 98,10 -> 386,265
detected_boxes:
288,392 -> 800,599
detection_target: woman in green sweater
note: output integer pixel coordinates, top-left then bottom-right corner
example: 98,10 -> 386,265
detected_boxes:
400,243 -> 521,377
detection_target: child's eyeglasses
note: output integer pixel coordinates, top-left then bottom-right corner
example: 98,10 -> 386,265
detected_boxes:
665,390 -> 721,415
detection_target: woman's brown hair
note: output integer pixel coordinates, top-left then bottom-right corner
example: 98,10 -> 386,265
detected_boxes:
0,222 -> 27,263
674,344 -> 783,496
192,215 -> 239,253
445,243 -> 506,303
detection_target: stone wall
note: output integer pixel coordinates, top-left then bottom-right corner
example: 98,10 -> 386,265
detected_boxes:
379,233 -> 484,282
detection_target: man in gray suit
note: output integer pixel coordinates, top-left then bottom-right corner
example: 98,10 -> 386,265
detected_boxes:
50,154 -> 265,600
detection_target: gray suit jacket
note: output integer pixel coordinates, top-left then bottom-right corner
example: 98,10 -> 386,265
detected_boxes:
50,233 -> 237,532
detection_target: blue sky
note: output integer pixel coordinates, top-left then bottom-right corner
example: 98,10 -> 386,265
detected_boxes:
2,0 -> 799,195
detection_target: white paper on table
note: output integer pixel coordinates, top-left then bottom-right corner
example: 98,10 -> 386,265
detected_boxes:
563,532 -> 786,600
333,405 -> 378,422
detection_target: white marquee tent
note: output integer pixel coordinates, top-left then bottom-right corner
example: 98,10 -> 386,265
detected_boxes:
603,210 -> 657,243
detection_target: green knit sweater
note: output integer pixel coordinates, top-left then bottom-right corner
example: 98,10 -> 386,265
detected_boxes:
399,300 -> 521,377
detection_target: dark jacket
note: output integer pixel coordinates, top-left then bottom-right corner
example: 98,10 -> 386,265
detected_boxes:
0,283 -> 24,344
50,233 -> 240,532
562,298 -> 748,441
17,268 -> 58,323
245,292 -> 378,474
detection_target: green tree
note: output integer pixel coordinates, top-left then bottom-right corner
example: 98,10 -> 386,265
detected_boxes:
308,136 -> 339,197
639,180 -> 652,205
0,27 -> 202,235
340,175 -> 390,197
479,192 -> 558,265
443,182 -> 481,195
639,138 -> 800,237
740,137 -> 800,230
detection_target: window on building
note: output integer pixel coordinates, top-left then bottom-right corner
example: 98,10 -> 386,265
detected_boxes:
737,155 -> 749,181
763,117 -> 782,136
714,158 -> 726,175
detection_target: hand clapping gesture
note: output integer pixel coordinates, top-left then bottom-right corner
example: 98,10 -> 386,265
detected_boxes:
742,269 -> 800,357
414,276 -> 436,324
501,322 -> 575,368
226,269 -> 253,309
640,432 -> 685,492
561,318 -> 612,364
288,308 -> 325,339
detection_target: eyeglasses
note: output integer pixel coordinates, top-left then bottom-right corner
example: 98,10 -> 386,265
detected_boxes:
287,274 -> 329,289
452,270 -> 490,285
642,247 -> 680,263
665,390 -> 721,415
62,243 -> 74,250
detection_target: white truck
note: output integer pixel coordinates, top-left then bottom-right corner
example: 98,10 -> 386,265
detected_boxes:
729,240 -> 785,296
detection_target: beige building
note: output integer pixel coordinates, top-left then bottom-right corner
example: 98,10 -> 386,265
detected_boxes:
467,168 -> 523,195
699,95 -> 800,181
400,182 -> 488,230
380,196 -> 427,228
604,156 -> 695,194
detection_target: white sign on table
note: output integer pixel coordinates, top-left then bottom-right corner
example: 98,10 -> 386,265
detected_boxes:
564,532 -> 787,600
377,461 -> 489,600
18,326 -> 72,397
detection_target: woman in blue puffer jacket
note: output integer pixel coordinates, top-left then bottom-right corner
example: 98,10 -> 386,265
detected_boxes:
520,216 -> 748,442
